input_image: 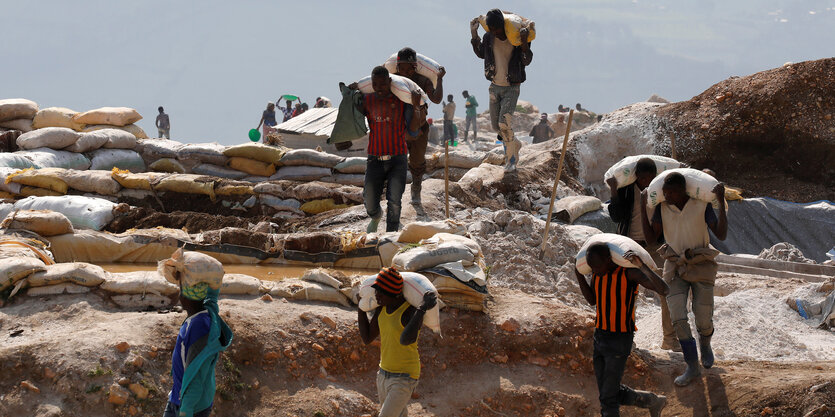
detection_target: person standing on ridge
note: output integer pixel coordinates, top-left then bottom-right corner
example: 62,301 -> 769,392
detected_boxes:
529,113 -> 555,144
470,8 -> 533,171
156,106 -> 170,139
442,94 -> 456,144
462,90 -> 479,142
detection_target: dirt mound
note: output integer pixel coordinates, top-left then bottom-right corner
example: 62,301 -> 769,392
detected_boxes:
107,206 -> 274,234
656,57 -> 835,202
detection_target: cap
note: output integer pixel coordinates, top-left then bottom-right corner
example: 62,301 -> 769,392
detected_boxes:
372,267 -> 403,296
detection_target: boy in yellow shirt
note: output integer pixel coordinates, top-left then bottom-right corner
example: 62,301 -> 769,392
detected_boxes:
358,267 -> 437,417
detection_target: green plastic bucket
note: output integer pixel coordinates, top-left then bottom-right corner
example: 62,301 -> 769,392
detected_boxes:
249,128 -> 261,142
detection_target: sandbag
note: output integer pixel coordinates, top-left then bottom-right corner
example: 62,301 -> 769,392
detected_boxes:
19,186 -> 61,197
357,272 -> 441,334
117,188 -> 154,200
220,274 -> 264,295
0,168 -> 22,194
92,128 -> 137,149
645,168 -> 725,212
553,196 -> 603,224
136,138 -> 184,160
270,166 -> 331,182
27,283 -> 91,296
13,195 -> 117,231
0,154 -> 39,170
155,174 -> 216,198
101,271 -> 178,296
0,118 -> 33,132
111,293 -> 174,309
73,107 -> 142,127
1,209 -> 74,236
158,248 -> 224,290
392,233 -> 481,271
32,107 -> 85,131
478,11 -> 536,46
384,52 -> 442,88
89,149 -> 146,172
26,262 -> 107,287
397,220 -> 467,243
300,198 -> 350,215
260,195 -> 301,212
192,163 -> 248,180
214,182 -> 254,197
435,150 -> 485,169
269,278 -> 351,307
177,143 -> 228,166
357,73 -> 430,106
149,158 -> 186,173
575,233 -> 657,275
83,124 -> 147,139
59,169 -> 121,195
0,256 -> 46,292
16,127 -> 80,150
223,143 -> 285,165
279,149 -> 344,168
63,131 -> 110,153
604,155 -> 681,188
17,148 -> 91,170
334,157 -> 366,174
6,168 -> 69,194
227,156 -> 276,177
111,169 -> 168,191
0,203 -> 14,221
328,174 -> 365,187
301,268 -> 344,289
0,99 -> 38,122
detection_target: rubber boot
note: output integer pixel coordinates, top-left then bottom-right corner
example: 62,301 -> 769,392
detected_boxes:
634,390 -> 667,417
675,338 -> 702,386
410,179 -> 422,204
366,217 -> 380,233
699,334 -> 714,369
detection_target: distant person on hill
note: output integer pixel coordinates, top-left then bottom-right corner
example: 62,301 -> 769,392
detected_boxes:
576,103 -> 586,112
529,113 -> 555,144
574,244 -> 669,417
162,279 -> 233,417
558,104 -> 567,113
314,97 -> 332,108
442,94 -> 456,144
471,8 -> 533,171
551,113 -> 567,137
347,66 -> 424,233
357,267 -> 437,417
255,102 -> 278,142
641,172 -> 728,387
597,114 -> 603,122
392,46 -> 446,205
277,98 -> 296,122
292,103 -> 304,118
607,158 -> 680,352
156,106 -> 170,139
462,90 -> 479,142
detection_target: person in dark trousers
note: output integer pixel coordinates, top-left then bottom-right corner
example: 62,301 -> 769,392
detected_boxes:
462,90 -> 478,142
163,281 -> 233,417
392,47 -> 445,204
641,172 -> 728,386
156,106 -> 170,139
358,267 -> 438,417
470,9 -> 533,171
442,94 -> 456,144
606,158 -> 679,352
575,244 -> 669,417
349,66 -> 424,233
529,113 -> 554,144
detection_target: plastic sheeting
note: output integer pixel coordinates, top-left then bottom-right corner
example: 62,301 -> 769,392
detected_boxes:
711,198 -> 835,263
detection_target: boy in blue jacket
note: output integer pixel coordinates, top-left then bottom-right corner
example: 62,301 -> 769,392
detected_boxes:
163,282 -> 233,417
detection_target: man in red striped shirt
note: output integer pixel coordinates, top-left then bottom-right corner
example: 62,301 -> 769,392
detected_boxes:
350,66 -> 424,233
575,244 -> 669,417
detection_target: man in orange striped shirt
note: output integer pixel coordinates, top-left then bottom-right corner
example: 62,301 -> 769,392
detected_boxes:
575,244 -> 669,417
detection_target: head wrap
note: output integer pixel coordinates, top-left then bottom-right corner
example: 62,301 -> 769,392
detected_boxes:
181,281 -> 210,301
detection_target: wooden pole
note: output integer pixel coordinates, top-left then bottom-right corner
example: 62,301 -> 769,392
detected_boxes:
539,109 -> 574,260
444,139 -> 450,218
670,130 -> 678,160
